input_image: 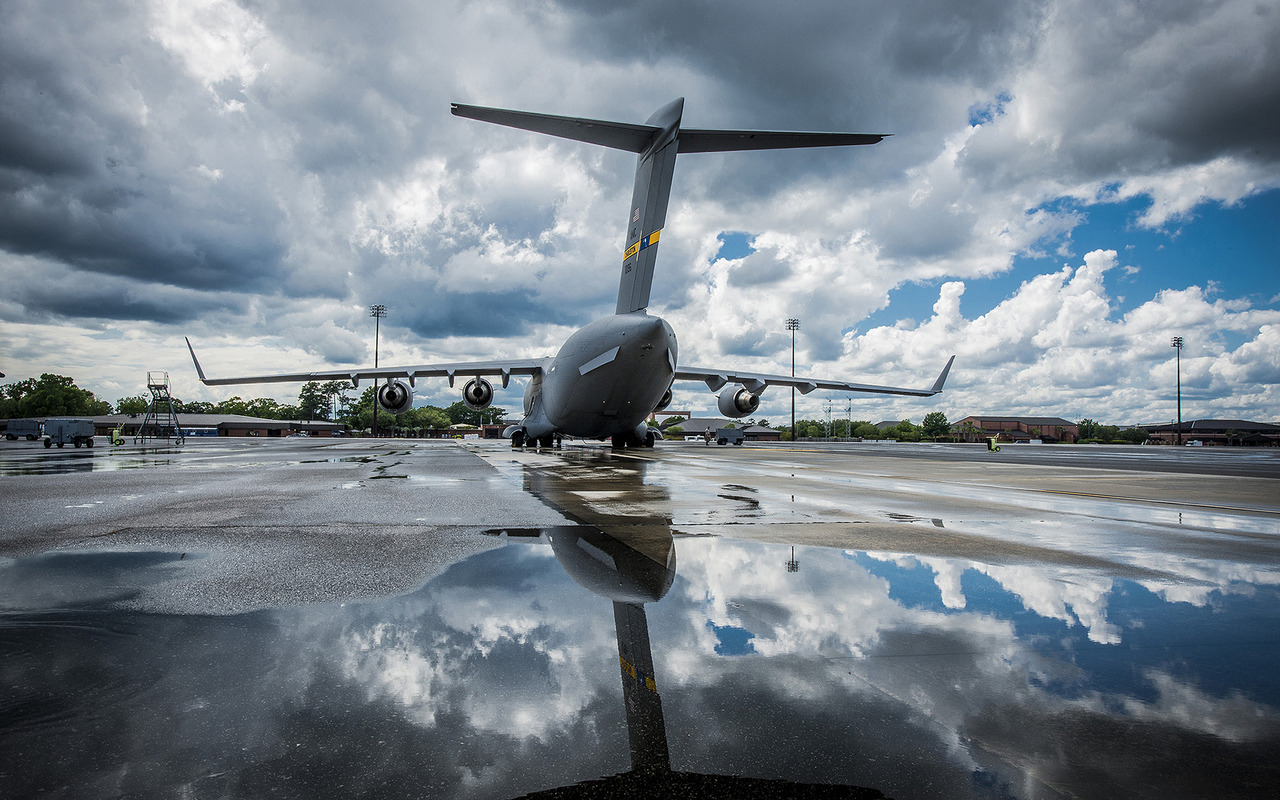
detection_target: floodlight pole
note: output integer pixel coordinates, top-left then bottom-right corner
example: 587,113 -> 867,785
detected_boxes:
786,318 -> 800,442
371,304 -> 387,438
1171,336 -> 1183,446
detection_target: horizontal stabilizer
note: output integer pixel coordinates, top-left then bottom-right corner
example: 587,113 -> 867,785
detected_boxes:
679,129 -> 887,153
451,103 -> 657,153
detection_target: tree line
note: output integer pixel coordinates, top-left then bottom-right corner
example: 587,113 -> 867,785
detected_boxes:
4,376 -> 1151,443
2,375 -> 507,433
666,411 -> 1149,444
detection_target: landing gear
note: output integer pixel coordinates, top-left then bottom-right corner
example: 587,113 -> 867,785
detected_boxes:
611,435 -> 625,449
511,429 -> 526,448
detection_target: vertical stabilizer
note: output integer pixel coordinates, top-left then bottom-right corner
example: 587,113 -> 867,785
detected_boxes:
451,99 -> 885,316
616,98 -> 683,314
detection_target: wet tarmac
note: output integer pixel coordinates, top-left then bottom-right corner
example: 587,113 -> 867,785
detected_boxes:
2,438 -> 1279,798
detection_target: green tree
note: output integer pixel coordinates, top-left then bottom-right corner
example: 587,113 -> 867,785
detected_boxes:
244,398 -> 283,419
1117,427 -> 1149,444
445,400 -> 508,427
1,374 -> 111,417
116,395 -> 150,414
297,382 -> 332,421
1078,418 -> 1100,440
214,396 -> 250,415
890,419 -> 920,441
852,421 -> 881,439
922,411 -> 950,439
175,400 -> 215,414
794,419 -> 826,439
404,405 -> 450,431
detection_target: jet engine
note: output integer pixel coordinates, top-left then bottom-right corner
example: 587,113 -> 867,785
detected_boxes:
377,380 -> 414,415
463,377 -> 494,410
653,384 -> 673,413
717,387 -> 760,418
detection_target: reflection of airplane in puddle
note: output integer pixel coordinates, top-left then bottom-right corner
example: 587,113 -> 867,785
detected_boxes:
491,457 -> 885,797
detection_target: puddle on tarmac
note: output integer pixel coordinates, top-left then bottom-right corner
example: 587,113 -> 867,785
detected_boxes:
2,531 -> 1279,799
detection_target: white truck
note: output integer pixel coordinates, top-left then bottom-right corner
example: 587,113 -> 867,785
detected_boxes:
43,418 -> 95,448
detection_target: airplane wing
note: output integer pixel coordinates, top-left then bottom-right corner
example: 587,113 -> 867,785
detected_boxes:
673,356 -> 954,398
186,338 -> 546,389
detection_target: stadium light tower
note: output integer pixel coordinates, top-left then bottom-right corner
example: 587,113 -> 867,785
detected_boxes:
371,304 -> 387,437
786,318 -> 800,442
1171,336 -> 1184,446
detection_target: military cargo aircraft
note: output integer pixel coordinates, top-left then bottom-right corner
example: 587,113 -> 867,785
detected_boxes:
187,98 -> 953,448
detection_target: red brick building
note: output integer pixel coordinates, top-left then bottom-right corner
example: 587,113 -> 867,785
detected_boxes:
953,416 -> 1079,443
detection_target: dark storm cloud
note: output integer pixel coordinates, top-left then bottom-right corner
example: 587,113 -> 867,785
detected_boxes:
0,3 -> 294,299
10,270 -> 246,324
399,289 -> 583,341
558,0 -> 1036,117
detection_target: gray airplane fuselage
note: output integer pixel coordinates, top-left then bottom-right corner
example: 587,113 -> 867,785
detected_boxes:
522,312 -> 676,442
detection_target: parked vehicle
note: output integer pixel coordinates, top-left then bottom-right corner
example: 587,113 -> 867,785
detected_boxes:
43,418 -> 95,448
4,418 -> 41,441
714,427 -> 745,446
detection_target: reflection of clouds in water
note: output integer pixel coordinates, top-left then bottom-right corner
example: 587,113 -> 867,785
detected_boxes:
1137,556 -> 1280,607
865,552 -> 1120,644
980,563 -> 1121,644
666,537 -> 1280,779
337,545 -> 620,741
1125,669 -> 1280,743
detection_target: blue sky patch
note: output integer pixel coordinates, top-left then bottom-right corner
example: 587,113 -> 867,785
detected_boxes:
707,620 -> 756,656
714,231 -> 756,262
861,188 -> 1280,329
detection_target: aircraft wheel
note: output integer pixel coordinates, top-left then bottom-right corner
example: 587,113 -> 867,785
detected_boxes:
57,442 -> 64,448
44,439 -> 52,448
511,430 -> 525,448
611,435 -> 625,449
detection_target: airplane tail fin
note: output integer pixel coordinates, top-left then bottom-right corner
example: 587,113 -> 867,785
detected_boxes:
451,101 -> 887,315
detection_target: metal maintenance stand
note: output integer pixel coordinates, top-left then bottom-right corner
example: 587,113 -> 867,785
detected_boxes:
134,371 -> 184,446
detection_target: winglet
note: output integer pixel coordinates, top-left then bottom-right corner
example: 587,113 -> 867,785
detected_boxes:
930,355 -> 956,394
185,337 -> 209,384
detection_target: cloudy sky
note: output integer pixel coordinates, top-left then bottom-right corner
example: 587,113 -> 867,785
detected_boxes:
1,0 -> 1277,425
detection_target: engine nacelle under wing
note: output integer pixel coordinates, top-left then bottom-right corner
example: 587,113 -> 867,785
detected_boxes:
653,384 -> 673,413
463,378 -> 494,410
377,380 -> 414,415
717,387 -> 760,418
